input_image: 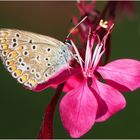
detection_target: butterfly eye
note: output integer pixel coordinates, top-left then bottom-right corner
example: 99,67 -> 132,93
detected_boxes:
31,68 -> 36,74
12,69 -> 22,78
16,33 -> 20,38
12,38 -> 16,42
29,40 -> 32,43
26,66 -> 30,71
23,51 -> 29,56
2,49 -> 10,56
65,39 -> 72,46
6,60 -> 14,66
8,65 -> 17,72
47,63 -> 51,67
46,48 -> 51,52
12,43 -> 17,48
21,62 -> 26,66
31,45 -> 37,50
35,73 -> 41,79
47,48 -> 51,51
44,72 -> 48,78
18,74 -> 28,83
18,57 -> 23,63
7,51 -> 18,59
44,57 -> 49,61
18,78 -> 23,83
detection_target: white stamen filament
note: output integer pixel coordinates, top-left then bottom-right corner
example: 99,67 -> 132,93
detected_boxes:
70,40 -> 84,72
91,44 -> 99,67
85,28 -> 92,73
93,43 -> 103,67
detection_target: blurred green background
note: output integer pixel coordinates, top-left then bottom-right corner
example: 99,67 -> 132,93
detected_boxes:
0,1 -> 140,139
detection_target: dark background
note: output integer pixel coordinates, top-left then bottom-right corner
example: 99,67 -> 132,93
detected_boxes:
0,1 -> 140,139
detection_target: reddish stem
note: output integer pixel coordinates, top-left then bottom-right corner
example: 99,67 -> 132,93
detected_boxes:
100,1 -> 117,65
37,83 -> 65,139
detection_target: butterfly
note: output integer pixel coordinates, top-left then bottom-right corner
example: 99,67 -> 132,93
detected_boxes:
0,17 -> 87,90
0,29 -> 73,89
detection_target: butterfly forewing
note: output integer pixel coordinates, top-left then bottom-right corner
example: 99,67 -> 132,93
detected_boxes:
0,29 -> 72,89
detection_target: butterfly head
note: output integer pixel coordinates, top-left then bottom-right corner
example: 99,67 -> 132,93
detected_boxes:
65,38 -> 72,47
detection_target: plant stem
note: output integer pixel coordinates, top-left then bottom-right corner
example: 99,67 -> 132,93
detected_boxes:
37,83 -> 65,139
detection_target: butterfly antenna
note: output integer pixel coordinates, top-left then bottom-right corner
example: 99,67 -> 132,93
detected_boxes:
66,16 -> 87,39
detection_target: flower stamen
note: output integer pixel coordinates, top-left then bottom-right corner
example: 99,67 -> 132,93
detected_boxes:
70,40 -> 84,72
99,19 -> 108,28
93,43 -> 103,68
85,28 -> 92,73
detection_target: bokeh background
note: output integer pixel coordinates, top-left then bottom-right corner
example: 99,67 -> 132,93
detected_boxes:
0,1 -> 140,139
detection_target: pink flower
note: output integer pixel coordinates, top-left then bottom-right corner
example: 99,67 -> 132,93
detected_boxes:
36,2 -> 138,139
59,20 -> 140,138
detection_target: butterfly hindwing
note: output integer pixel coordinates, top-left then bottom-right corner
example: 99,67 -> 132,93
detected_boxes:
0,29 -> 72,89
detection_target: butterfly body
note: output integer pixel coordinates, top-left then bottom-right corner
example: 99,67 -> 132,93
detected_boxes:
0,29 -> 72,89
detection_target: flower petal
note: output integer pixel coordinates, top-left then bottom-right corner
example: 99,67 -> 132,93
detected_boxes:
59,80 -> 98,138
97,59 -> 140,92
63,73 -> 84,92
90,88 -> 108,119
92,77 -> 126,122
32,67 -> 79,92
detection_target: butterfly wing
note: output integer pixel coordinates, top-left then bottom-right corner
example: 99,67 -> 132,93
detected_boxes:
0,29 -> 72,89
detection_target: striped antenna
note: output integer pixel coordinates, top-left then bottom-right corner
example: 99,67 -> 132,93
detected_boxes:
66,16 -> 87,38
